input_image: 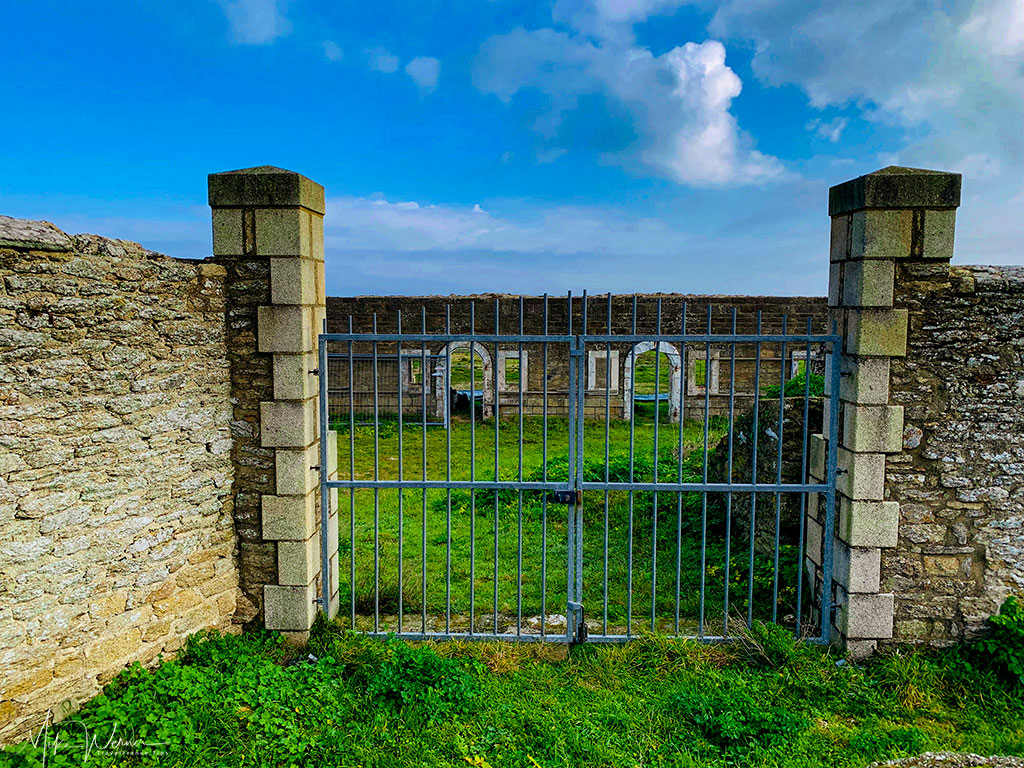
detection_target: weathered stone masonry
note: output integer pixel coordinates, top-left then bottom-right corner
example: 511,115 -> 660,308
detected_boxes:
887,263 -> 1024,642
0,216 -> 238,742
818,166 -> 1023,654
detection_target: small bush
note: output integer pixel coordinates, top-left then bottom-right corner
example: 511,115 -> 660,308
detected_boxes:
761,371 -> 825,398
368,640 -> 478,720
665,685 -> 809,754
973,595 -> 1024,684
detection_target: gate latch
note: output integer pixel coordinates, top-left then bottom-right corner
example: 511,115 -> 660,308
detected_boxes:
549,490 -> 582,505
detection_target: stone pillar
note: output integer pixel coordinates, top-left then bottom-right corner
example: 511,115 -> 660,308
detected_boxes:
208,166 -> 338,637
825,166 -> 961,657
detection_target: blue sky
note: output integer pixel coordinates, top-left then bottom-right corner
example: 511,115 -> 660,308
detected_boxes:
1,0 -> 1021,296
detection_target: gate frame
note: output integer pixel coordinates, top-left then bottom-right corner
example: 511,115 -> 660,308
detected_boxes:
317,297 -> 841,646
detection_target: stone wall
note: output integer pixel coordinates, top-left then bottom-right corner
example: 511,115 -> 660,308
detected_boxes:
0,215 -> 239,742
885,263 -> 1024,642
326,294 -> 827,424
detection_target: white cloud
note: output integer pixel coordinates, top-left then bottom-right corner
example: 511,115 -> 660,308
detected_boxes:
216,0 -> 290,45
806,117 -> 848,143
473,27 -> 783,186
322,41 -> 343,62
368,48 -> 400,73
405,56 -> 440,90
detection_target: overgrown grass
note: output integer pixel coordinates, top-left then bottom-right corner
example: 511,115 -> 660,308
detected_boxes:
4,623 -> 1021,768
325,413 -> 812,634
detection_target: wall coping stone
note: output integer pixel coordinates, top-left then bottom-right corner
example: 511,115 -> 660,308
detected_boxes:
0,214 -> 73,251
208,166 -> 325,214
829,166 -> 962,216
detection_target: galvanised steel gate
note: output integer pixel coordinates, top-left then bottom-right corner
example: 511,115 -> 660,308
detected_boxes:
317,293 -> 840,644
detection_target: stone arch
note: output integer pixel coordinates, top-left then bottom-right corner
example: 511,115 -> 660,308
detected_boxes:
622,341 -> 682,422
433,341 -> 494,423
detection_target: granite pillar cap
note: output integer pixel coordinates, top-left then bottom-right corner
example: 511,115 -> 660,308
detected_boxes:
208,166 -> 325,214
829,166 -> 961,217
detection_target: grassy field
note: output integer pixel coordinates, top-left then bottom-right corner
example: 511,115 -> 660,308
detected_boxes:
329,404 -> 811,637
4,623 -> 1021,768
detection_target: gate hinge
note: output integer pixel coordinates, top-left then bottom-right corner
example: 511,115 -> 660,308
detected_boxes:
569,347 -> 584,358
309,368 -> 320,376
549,490 -> 582,505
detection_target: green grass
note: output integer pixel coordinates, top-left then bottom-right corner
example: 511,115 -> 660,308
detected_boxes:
4,624 -> 1021,768
327,413 -> 804,635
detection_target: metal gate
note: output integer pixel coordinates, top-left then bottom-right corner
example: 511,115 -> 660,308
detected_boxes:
317,293 -> 840,644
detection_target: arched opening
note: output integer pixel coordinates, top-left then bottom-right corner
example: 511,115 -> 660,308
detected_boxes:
433,342 -> 493,423
622,341 -> 681,423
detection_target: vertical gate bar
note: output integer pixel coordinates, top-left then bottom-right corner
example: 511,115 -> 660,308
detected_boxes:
469,301 -> 476,635
627,294 -> 637,639
820,316 -> 841,644
675,302 -> 687,636
493,298 -> 500,635
723,307 -> 737,635
348,316 -> 356,629
576,291 -> 586,627
698,305 -> 711,639
372,313 -> 380,633
795,317 -> 813,637
604,292 -> 611,636
397,311 -> 404,633
747,311 -> 763,628
421,307 -> 428,633
517,296 -> 524,637
445,305 -> 452,634
772,315 -> 788,623
565,291 -> 575,639
541,294 -> 549,639
651,298 -> 661,631
318,329 -> 330,617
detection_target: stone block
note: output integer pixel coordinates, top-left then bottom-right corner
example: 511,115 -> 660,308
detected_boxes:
829,214 -> 850,262
329,551 -> 339,598
211,208 -> 243,256
270,257 -> 317,305
261,492 -> 316,541
208,166 -> 325,214
257,305 -> 314,354
842,258 -> 895,307
845,309 -> 908,357
840,356 -> 890,405
327,513 -> 339,557
839,498 -> 899,548
273,352 -> 318,401
310,213 -> 325,262
837,591 -> 894,639
849,209 -> 913,260
828,261 -> 843,306
837,447 -> 885,501
277,537 -> 319,586
256,208 -> 311,258
263,583 -> 317,631
809,434 -> 827,480
806,515 -> 823,566
326,430 -> 338,477
275,444 -> 318,496
923,209 -> 955,261
843,639 -> 878,660
260,399 -> 316,448
833,540 -> 881,593
842,404 -> 904,453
